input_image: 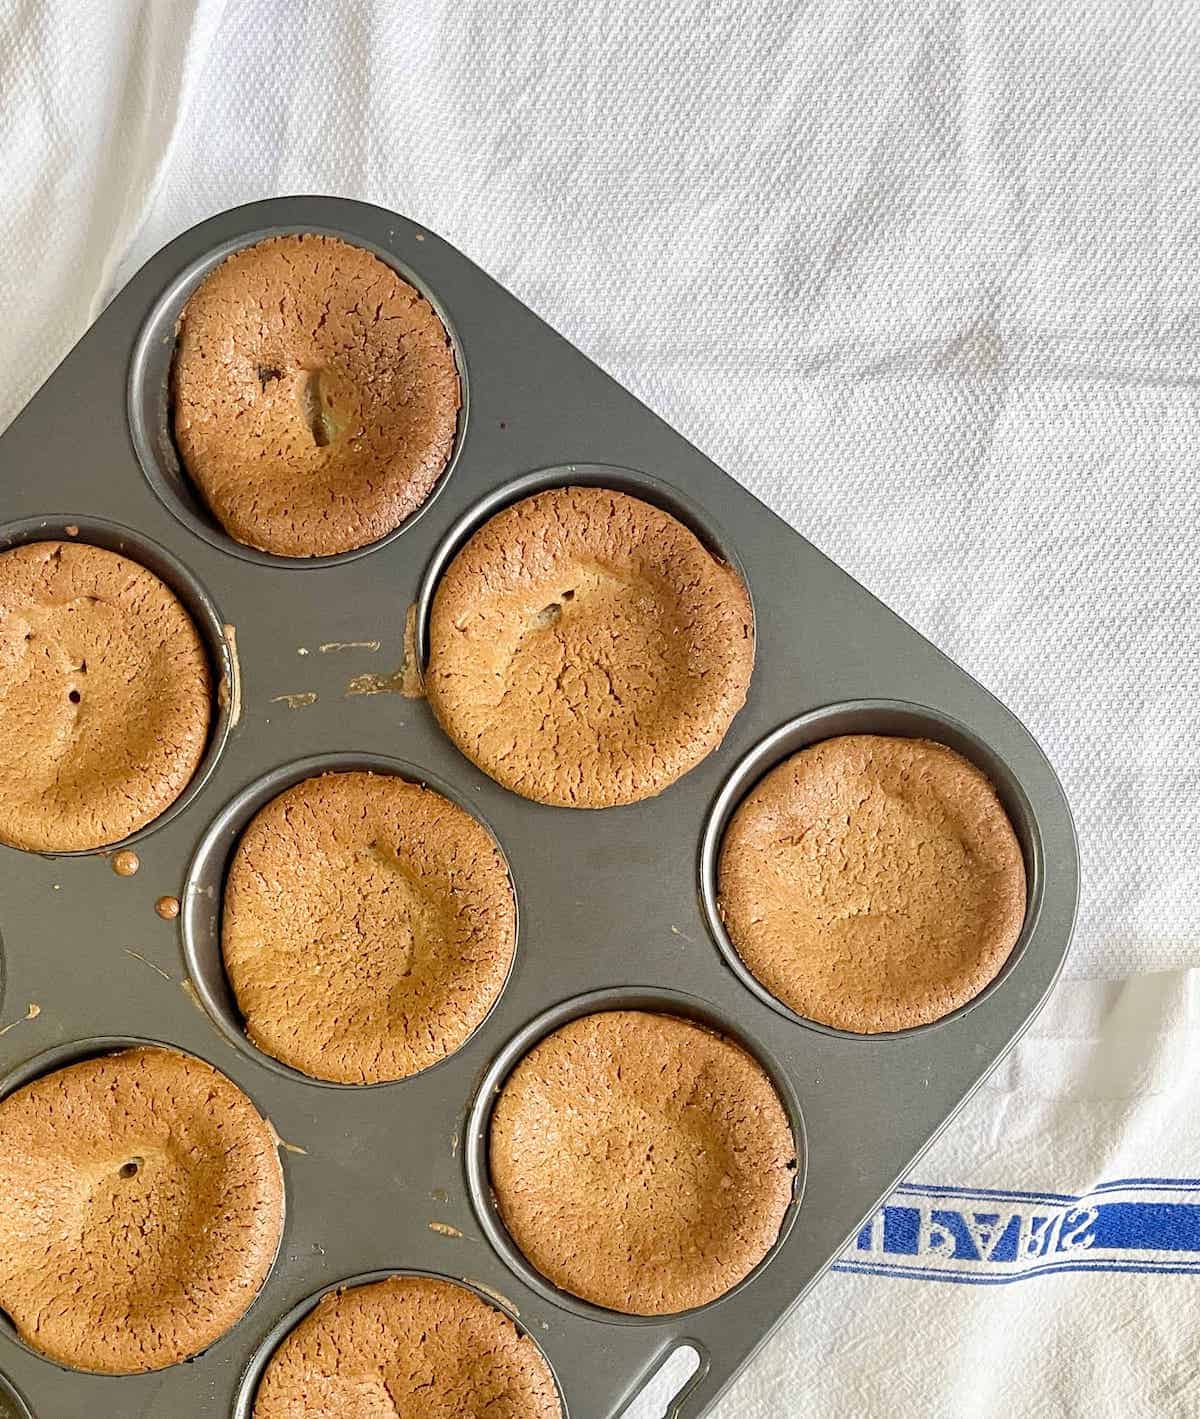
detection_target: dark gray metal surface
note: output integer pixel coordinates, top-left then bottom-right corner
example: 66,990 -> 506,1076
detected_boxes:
0,196 -> 1078,1419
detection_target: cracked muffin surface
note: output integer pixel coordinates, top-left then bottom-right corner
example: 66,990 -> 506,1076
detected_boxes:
425,486 -> 754,807
0,1046 -> 283,1373
252,1275 -> 561,1418
172,233 -> 459,557
222,771 -> 516,1084
0,540 -> 211,852
717,735 -> 1027,1032
489,1010 -> 795,1314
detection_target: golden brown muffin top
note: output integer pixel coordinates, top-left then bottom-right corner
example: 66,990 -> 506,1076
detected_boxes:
490,1010 -> 795,1314
718,735 -> 1027,1032
223,771 -> 516,1084
252,1276 -> 561,1419
0,1047 -> 283,1373
426,487 -> 753,807
172,234 -> 459,557
0,540 -> 210,852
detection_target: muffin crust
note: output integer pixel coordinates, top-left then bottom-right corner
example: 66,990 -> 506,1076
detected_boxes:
489,1010 -> 795,1314
0,540 -> 210,852
223,771 -> 516,1084
252,1275 -> 561,1418
426,486 -> 754,807
172,234 -> 459,557
718,735 -> 1027,1032
0,1046 -> 283,1373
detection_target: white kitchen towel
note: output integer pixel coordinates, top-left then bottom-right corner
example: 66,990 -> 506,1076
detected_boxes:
1,2 -> 1197,1415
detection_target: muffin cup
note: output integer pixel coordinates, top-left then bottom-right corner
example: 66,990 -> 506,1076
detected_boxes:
181,752 -> 519,1088
128,227 -> 468,569
0,1036 -> 286,1376
0,516 -> 234,857
232,1269 -> 568,1419
465,987 -> 806,1327
699,699 -> 1043,1039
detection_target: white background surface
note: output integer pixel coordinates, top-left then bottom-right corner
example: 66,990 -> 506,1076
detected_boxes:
1,3 -> 1197,1415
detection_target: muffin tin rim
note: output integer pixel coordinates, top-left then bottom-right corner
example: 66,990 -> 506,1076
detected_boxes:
697,698 -> 1047,1041
0,514 -> 235,859
180,751 -> 521,1090
230,1267 -> 570,1419
463,985 -> 807,1329
0,1033 -> 288,1379
0,1371 -> 33,1419
413,463 -> 755,670
127,223 -> 471,570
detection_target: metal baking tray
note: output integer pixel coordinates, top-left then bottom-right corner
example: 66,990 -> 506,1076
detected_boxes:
0,196 -> 1078,1419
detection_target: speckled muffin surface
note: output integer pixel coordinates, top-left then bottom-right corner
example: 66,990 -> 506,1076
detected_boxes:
223,771 -> 516,1084
172,233 -> 460,557
489,1010 -> 795,1314
718,735 -> 1027,1033
252,1276 -> 561,1418
0,1046 -> 283,1374
426,486 -> 754,807
0,540 -> 211,852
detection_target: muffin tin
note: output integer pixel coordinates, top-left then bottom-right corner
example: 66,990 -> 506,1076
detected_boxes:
0,196 -> 1078,1418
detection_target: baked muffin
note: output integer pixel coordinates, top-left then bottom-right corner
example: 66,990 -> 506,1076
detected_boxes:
0,1046 -> 283,1373
489,1010 -> 795,1314
172,233 -> 459,556
0,540 -> 210,851
426,486 -> 753,807
717,735 -> 1027,1032
252,1275 -> 561,1418
222,771 -> 516,1084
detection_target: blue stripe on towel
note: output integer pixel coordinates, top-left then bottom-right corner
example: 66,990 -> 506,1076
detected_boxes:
834,1179 -> 1200,1281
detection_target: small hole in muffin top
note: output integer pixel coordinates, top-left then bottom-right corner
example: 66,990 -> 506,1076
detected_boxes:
561,588 -> 576,601
118,1158 -> 142,1179
534,603 -> 562,629
301,370 -> 342,448
68,689 -> 81,704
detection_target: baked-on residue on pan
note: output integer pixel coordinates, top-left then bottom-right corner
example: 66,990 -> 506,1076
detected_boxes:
426,486 -> 754,807
172,233 -> 460,557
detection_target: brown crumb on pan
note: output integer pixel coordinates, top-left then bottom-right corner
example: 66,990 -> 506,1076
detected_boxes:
401,603 -> 424,697
266,1119 -> 309,1156
464,1278 -> 519,1316
0,1003 -> 40,1036
219,623 -> 242,726
343,605 -> 424,699
180,978 -> 207,1015
124,949 -> 171,981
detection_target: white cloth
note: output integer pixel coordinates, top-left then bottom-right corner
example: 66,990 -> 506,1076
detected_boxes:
1,3 -> 1197,1415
